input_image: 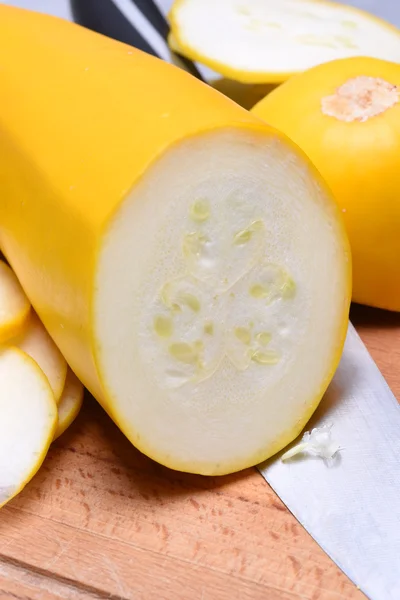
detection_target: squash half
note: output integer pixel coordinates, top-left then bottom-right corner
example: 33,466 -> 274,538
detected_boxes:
253,56 -> 400,311
0,6 -> 350,474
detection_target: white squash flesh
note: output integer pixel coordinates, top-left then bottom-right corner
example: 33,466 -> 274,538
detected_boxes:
169,0 -> 400,83
54,369 -> 84,440
94,129 -> 350,475
0,259 -> 30,343
14,312 -> 67,403
0,347 -> 57,507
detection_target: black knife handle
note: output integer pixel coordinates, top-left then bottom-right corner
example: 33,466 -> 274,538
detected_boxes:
71,0 -> 204,80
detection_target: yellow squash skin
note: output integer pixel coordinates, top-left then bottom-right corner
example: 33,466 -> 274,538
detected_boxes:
0,7 -> 350,474
253,57 -> 400,312
0,6 -> 260,402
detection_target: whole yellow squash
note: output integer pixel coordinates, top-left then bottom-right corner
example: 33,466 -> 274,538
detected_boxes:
253,56 -> 400,312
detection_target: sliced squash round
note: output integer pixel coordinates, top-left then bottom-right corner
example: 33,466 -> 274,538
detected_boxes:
0,259 -> 30,344
13,312 -> 67,403
0,347 -> 57,508
54,368 -> 84,440
169,0 -> 400,83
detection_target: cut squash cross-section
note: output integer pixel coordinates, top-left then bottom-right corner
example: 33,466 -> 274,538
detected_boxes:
0,6 -> 351,475
0,348 -> 57,508
0,259 -> 30,344
13,312 -> 67,404
169,0 -> 400,83
95,131 -> 351,475
54,368 -> 84,440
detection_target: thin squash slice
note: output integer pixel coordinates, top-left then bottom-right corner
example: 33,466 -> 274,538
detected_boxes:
169,0 -> 400,83
0,348 -> 57,508
54,368 -> 84,440
0,259 -> 30,344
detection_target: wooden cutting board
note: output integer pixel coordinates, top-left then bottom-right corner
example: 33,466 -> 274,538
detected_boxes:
0,305 -> 399,600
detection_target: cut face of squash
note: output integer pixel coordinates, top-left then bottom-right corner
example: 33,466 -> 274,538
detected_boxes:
95,129 -> 351,474
13,313 -> 67,403
54,369 -> 84,440
252,56 -> 400,312
0,348 -> 57,508
169,0 -> 400,83
0,259 -> 30,344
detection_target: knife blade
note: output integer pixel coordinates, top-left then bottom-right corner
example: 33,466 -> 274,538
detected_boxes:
16,0 -> 400,596
260,322 -> 400,600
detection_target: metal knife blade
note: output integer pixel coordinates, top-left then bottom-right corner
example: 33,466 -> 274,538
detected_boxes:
259,323 -> 400,600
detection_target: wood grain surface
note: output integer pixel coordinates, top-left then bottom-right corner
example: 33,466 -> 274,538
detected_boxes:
0,304 -> 399,600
